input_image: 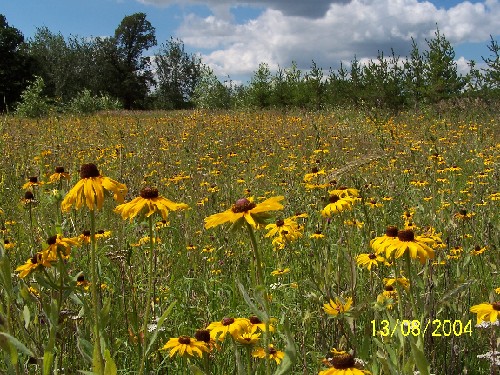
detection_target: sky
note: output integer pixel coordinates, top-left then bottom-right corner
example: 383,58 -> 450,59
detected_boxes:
2,0 -> 500,83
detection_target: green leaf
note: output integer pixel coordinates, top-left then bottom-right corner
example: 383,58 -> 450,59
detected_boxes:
409,336 -> 430,375
23,305 -> 30,329
103,349 -> 117,375
237,281 -> 268,323
189,364 -> 206,375
0,332 -> 34,358
145,300 -> 177,356
273,320 -> 296,375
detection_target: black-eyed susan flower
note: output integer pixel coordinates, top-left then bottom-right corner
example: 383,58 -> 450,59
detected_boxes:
21,191 -> 37,207
310,230 -> 325,239
271,268 -> 290,277
470,302 -> 500,324
383,230 -> 435,263
356,253 -> 385,270
248,316 -> 275,333
3,239 -> 14,250
15,253 -> 52,278
204,196 -> 284,230
370,226 -> 398,254
22,176 -> 43,190
454,209 -> 475,220
48,167 -> 70,183
252,344 -> 285,364
114,187 -> 188,221
61,163 -> 127,212
321,195 -> 354,217
319,348 -> 371,375
265,217 -> 302,242
160,336 -> 209,358
323,297 -> 353,317
206,317 -> 250,341
366,198 -> 383,208
328,187 -> 359,198
43,234 -> 81,261
383,276 -> 410,290
235,328 -> 261,345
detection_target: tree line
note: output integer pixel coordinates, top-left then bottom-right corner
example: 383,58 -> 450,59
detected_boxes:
1,12 -> 499,115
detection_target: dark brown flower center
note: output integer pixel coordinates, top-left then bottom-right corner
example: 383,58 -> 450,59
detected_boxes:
231,198 -> 256,213
24,191 -> 34,200
330,352 -> 355,369
80,163 -> 100,179
97,229 -> 105,234
268,346 -> 277,355
82,230 -> 91,237
385,285 -> 394,291
459,209 -> 467,216
385,226 -> 398,237
178,336 -> 191,345
311,167 -> 319,173
140,187 -> 159,199
398,230 -> 415,242
4,239 -> 10,244
275,219 -> 285,227
492,302 -> 500,311
47,235 -> 58,245
249,316 -> 262,324
31,254 -> 39,264
29,176 -> 38,183
194,329 -> 211,343
368,253 -> 377,259
222,317 -> 235,326
77,275 -> 85,282
329,195 -> 340,203
55,166 -> 65,173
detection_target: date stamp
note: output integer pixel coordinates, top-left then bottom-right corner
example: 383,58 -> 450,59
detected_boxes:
371,319 -> 473,337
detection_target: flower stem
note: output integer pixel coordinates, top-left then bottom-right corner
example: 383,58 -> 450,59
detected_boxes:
138,215 -> 155,375
90,209 -> 104,375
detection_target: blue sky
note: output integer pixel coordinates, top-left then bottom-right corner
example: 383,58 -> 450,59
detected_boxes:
2,0 -> 499,83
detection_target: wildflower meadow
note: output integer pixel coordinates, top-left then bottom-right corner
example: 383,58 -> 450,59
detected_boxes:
0,108 -> 498,374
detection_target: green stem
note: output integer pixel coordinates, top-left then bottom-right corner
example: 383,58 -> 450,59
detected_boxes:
138,216 -> 155,375
245,222 -> 270,375
90,209 -> 104,375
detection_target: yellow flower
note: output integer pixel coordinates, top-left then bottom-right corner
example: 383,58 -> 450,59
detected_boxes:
383,230 -> 435,264
383,276 -> 410,290
206,317 -> 250,341
323,297 -> 353,317
320,348 -> 371,374
356,253 -> 385,270
328,187 -> 359,198
248,316 -> 275,333
160,336 -> 208,358
43,234 -> 81,262
204,196 -> 284,230
265,217 -> 302,242
61,163 -> 127,212
22,176 -> 43,190
370,226 -> 399,254
321,195 -> 354,217
235,329 -> 261,345
271,268 -> 290,276
252,344 -> 285,364
15,253 -> 53,278
115,187 -> 188,221
48,167 -> 70,183
470,302 -> 500,324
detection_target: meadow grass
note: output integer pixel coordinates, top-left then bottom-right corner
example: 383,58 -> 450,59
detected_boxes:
0,108 -> 498,374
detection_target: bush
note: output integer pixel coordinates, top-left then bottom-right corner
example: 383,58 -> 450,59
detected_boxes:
15,76 -> 51,118
68,89 -> 122,114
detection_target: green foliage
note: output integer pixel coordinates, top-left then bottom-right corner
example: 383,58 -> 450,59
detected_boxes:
192,66 -> 231,109
153,38 -> 203,109
0,14 -> 33,112
15,76 -> 51,118
67,89 -> 122,114
422,28 -> 464,103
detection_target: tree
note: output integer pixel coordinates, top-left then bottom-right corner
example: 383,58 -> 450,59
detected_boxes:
192,65 -> 231,109
246,63 -> 273,108
404,38 -> 426,108
422,28 -> 464,102
114,12 -> 156,109
482,35 -> 500,97
154,38 -> 203,109
303,60 -> 325,110
0,14 -> 32,111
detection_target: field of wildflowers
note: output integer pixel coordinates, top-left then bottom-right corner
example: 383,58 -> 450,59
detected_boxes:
0,109 -> 498,374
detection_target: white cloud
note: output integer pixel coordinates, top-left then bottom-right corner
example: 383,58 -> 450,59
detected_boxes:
171,0 -> 500,79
